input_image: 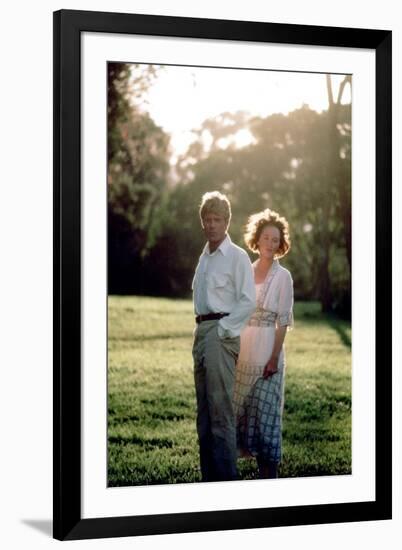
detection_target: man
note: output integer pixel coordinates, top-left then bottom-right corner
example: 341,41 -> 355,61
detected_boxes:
192,191 -> 256,482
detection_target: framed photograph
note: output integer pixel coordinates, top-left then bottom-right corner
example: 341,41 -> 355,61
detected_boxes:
53,9 -> 392,541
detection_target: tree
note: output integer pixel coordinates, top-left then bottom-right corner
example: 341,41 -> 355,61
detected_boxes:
108,63 -> 170,294
321,74 -> 351,314
160,97 -> 351,314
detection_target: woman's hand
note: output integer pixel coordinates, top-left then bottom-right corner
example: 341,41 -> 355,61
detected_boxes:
263,356 -> 279,379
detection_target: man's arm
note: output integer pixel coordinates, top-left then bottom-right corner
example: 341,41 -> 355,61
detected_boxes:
218,251 -> 256,338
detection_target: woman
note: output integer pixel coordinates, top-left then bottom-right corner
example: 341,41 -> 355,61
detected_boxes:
233,208 -> 293,479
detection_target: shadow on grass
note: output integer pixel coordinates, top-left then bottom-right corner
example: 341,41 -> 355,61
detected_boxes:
294,301 -> 351,349
327,317 -> 351,349
109,434 -> 174,448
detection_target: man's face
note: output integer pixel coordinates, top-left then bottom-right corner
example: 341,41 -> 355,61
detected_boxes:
202,212 -> 228,247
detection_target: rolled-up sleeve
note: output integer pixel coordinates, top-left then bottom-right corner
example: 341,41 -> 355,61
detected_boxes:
277,270 -> 294,330
218,252 -> 256,337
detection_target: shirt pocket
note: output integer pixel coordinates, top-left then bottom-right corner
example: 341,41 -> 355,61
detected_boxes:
209,272 -> 234,300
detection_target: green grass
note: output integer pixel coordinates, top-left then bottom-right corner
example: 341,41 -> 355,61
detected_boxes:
108,297 -> 351,486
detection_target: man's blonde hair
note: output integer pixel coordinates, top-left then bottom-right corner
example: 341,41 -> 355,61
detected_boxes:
199,191 -> 231,224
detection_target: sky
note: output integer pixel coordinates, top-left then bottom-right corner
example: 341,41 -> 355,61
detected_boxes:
132,64 -> 351,163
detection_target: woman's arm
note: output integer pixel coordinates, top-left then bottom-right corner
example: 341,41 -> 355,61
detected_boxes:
263,270 -> 293,379
263,325 -> 287,378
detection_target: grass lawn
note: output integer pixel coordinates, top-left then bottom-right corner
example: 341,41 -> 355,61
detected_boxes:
108,296 -> 351,486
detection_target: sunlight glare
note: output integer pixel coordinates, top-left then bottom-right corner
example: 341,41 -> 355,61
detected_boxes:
132,64 -> 350,161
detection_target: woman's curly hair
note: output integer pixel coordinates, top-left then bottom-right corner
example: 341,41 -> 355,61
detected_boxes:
244,208 -> 291,258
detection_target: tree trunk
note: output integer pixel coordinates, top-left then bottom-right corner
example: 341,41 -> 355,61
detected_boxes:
319,248 -> 333,313
322,75 -> 351,313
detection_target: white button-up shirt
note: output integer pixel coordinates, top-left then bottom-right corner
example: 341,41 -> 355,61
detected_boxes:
192,235 -> 256,337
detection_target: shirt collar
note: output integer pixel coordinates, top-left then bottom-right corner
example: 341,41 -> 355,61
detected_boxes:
203,234 -> 231,256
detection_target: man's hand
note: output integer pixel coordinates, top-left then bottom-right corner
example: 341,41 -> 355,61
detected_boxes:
263,356 -> 279,379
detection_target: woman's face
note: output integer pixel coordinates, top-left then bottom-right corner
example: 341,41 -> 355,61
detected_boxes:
257,224 -> 281,260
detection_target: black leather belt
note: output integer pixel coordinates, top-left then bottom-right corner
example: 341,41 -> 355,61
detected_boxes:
195,312 -> 229,324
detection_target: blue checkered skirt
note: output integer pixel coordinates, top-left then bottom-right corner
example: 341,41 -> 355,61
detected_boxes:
234,330 -> 286,464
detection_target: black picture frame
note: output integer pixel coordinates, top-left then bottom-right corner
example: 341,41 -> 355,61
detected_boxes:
53,9 -> 392,541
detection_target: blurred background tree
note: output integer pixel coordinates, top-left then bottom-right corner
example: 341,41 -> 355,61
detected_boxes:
108,65 -> 351,319
108,63 -> 170,294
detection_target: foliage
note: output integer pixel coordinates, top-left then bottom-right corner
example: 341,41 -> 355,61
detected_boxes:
108,67 -> 351,316
149,100 -> 351,315
108,297 -> 351,486
108,63 -> 171,294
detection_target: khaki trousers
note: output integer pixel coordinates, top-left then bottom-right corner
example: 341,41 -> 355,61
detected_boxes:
192,320 -> 240,482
